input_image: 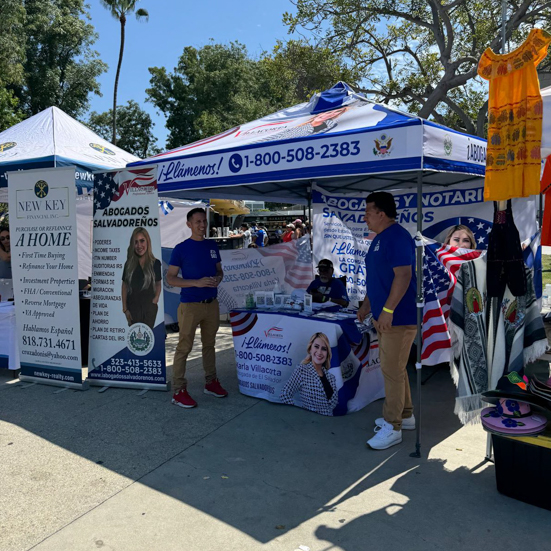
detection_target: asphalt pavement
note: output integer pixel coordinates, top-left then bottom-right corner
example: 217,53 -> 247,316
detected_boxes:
1,325 -> 551,551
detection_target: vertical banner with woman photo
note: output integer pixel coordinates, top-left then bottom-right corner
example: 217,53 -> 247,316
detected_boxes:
88,167 -> 167,390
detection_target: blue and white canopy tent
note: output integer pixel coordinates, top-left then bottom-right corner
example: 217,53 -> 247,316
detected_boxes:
0,106 -> 139,201
129,82 -> 488,457
129,82 -> 486,202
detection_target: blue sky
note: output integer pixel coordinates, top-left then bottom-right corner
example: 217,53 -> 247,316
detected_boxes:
86,0 -> 298,151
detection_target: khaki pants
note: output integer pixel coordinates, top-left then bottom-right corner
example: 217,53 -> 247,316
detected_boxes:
377,325 -> 417,431
173,300 -> 220,392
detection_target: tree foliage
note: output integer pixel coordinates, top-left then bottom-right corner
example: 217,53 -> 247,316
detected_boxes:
99,0 -> 149,144
0,0 -> 26,131
147,40 -> 357,149
87,100 -> 159,158
284,0 -> 551,136
1,0 -> 107,125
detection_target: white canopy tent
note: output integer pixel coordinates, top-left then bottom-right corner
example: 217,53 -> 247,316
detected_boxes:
0,106 -> 140,201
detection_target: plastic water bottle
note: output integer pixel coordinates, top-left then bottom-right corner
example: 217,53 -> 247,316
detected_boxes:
544,287 -> 550,309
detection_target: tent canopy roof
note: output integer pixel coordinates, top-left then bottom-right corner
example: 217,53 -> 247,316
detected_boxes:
0,106 -> 140,187
129,82 -> 486,203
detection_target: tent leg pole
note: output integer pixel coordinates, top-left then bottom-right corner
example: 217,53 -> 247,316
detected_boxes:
539,193 -> 543,229
308,190 -> 312,227
410,172 -> 423,459
308,191 -> 312,249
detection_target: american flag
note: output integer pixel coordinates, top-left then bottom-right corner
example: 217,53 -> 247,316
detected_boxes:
421,237 -> 484,366
258,235 -> 314,289
93,168 -> 157,214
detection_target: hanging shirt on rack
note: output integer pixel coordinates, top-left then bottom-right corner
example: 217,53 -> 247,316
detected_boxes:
478,28 -> 551,201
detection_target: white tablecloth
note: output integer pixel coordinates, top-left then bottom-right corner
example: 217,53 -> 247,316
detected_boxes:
0,303 -> 19,370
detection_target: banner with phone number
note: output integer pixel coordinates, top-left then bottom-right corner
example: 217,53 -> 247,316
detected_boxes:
230,310 -> 384,416
8,167 -> 84,387
87,167 -> 167,390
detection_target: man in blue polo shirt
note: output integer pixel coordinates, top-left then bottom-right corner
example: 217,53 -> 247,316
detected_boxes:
307,259 -> 349,307
167,208 -> 228,408
358,192 -> 417,450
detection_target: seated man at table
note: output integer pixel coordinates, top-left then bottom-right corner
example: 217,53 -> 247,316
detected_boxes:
307,259 -> 349,308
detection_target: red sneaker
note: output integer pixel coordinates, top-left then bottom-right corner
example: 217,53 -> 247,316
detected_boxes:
204,379 -> 228,398
171,389 -> 197,408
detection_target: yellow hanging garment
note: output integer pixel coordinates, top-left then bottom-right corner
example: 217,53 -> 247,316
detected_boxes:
478,28 -> 551,201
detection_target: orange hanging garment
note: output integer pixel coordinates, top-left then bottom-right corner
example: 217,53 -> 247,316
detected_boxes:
478,28 -> 551,201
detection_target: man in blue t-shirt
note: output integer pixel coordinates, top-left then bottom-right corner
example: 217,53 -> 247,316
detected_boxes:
357,192 -> 417,451
307,259 -> 349,307
251,222 -> 266,247
167,208 -> 228,408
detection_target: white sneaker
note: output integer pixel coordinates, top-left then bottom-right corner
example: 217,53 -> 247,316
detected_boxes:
367,421 -> 402,450
374,415 -> 415,432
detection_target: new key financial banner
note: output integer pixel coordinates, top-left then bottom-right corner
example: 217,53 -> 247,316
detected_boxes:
8,167 -> 84,388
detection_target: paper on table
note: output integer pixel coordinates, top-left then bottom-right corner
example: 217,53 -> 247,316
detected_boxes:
312,301 -> 339,310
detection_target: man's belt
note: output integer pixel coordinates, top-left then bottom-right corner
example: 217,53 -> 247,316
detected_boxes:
198,298 -> 216,304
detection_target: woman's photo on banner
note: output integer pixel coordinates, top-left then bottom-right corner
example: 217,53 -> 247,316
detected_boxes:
122,227 -> 162,329
280,332 -> 339,416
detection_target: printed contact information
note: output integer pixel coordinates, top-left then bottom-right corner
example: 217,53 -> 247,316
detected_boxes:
235,350 -> 293,366
241,141 -> 360,169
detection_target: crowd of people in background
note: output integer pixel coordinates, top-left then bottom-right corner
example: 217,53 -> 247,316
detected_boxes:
226,218 -> 311,248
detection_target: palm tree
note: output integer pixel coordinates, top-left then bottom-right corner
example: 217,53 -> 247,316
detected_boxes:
100,0 -> 149,145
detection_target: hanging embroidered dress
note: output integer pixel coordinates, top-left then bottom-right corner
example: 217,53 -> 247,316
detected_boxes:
478,28 -> 551,201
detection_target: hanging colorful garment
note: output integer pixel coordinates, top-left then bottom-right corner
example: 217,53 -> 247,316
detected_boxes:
478,28 -> 551,201
449,255 -> 547,424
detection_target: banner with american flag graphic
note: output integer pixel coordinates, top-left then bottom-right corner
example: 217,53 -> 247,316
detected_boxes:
88,167 -> 167,389
422,237 -> 484,366
213,235 -> 314,315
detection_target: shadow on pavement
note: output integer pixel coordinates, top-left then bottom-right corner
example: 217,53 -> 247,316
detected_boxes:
2,329 -> 547,550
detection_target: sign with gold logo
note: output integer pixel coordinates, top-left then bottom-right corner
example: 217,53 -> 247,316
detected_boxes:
34,180 -> 49,198
0,142 -> 16,153
89,143 -> 115,156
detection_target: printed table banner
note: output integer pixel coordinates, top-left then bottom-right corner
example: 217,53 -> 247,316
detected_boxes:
162,235 -> 314,322
88,167 -> 167,390
230,309 -> 384,416
8,167 -> 84,388
312,183 -> 537,303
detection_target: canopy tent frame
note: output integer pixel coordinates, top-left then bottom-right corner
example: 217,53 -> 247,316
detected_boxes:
129,83 -> 490,457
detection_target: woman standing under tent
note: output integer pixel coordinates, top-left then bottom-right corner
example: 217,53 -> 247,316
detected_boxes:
444,225 -> 477,249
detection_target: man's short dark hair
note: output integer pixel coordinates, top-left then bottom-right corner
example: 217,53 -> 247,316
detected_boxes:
365,192 -> 397,219
187,207 -> 206,221
240,223 -> 249,229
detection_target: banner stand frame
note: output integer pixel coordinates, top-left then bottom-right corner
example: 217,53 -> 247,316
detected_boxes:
87,380 -> 169,392
19,374 -> 89,391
